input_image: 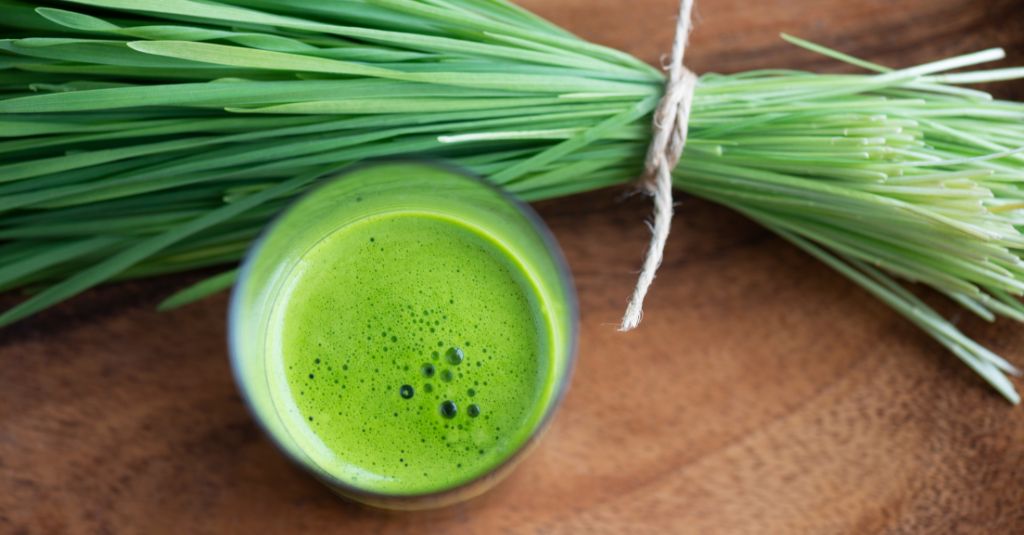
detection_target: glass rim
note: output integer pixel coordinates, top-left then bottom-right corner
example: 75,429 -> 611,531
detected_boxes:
227,157 -> 580,505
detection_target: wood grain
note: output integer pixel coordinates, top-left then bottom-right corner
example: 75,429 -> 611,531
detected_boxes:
3,1 -> 1024,533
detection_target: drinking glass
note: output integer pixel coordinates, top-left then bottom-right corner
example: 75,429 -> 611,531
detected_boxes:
229,161 -> 578,509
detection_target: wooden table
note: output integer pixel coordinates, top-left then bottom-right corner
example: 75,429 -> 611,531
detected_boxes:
3,1 -> 1024,533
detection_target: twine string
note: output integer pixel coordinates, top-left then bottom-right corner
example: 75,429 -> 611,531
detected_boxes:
620,0 -> 698,331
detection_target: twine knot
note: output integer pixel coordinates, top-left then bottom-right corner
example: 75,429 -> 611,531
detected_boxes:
620,0 -> 698,331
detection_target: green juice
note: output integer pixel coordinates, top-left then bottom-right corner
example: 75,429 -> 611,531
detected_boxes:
231,162 -> 575,507
266,213 -> 556,495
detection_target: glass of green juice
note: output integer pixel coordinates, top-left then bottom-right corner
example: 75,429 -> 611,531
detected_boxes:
229,161 -> 577,509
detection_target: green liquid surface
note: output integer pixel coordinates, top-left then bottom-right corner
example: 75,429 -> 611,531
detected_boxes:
266,212 -> 555,495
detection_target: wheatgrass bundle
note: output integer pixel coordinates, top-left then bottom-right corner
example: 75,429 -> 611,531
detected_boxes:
2,0 -> 1024,401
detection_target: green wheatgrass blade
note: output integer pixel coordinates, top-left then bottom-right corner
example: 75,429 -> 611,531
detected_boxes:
1,0 -> 1023,400
0,184 -> 227,227
0,236 -> 123,289
0,115 -> 324,154
0,136 -> 220,182
0,210 -> 206,238
0,79 -> 534,113
224,97 -> 573,115
35,7 -> 321,52
0,152 -> 187,197
0,37 -> 234,69
11,62 -> 294,81
156,268 -> 236,311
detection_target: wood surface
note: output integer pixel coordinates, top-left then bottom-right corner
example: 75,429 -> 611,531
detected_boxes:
3,1 -> 1024,533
